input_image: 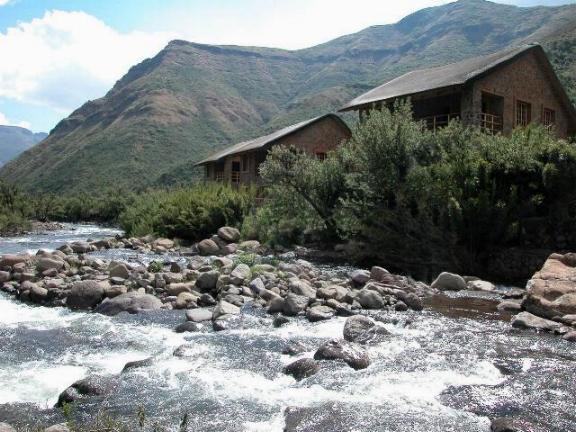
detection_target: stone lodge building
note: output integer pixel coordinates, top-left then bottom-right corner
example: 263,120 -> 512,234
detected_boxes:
196,114 -> 351,186
341,44 -> 576,139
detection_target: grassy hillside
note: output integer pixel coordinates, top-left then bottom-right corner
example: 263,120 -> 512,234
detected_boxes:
0,126 -> 46,167
2,0 -> 575,193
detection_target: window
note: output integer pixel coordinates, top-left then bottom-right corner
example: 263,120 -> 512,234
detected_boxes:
241,154 -> 249,172
315,152 -> 327,161
516,100 -> 531,127
215,170 -> 224,182
543,108 -> 555,130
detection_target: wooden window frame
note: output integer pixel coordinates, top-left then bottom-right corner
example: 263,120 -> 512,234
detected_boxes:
516,100 -> 531,127
543,108 -> 556,130
315,152 -> 327,161
241,154 -> 249,173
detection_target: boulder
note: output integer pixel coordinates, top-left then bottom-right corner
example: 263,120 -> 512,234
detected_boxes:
282,340 -> 307,355
44,424 -> 70,432
0,271 -> 10,283
108,262 -> 130,279
283,293 -> 310,316
370,266 -> 390,282
36,257 -> 64,273
175,322 -> 200,333
468,280 -> 496,292
0,424 -> 15,432
67,280 -> 105,309
356,288 -> 386,309
196,271 -> 220,292
511,311 -> 566,333
283,358 -> 320,381
230,264 -> 251,285
249,277 -> 266,295
153,238 -> 174,250
314,339 -> 370,370
29,284 -> 49,302
490,417 -> 537,432
497,300 -> 522,312
431,272 -> 467,291
166,282 -> 195,296
289,279 -> 316,299
563,331 -> 576,342
316,285 -> 348,302
186,308 -> 213,323
56,375 -> 116,407
70,241 -> 92,254
217,227 -> 241,243
197,239 -> 220,256
122,358 -> 154,372
94,292 -> 162,316
0,254 -> 30,269
213,300 -> 240,320
395,291 -> 424,311
238,240 -> 261,252
350,270 -> 371,286
306,305 -> 335,322
343,315 -> 390,344
175,292 -> 198,309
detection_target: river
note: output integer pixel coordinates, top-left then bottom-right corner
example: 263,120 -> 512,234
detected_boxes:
0,224 -> 574,431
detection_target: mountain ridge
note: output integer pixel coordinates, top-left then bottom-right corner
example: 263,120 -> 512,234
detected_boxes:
2,0 -> 576,193
0,126 -> 47,167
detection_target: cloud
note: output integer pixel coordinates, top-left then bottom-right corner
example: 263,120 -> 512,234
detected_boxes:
0,10 -> 173,113
0,0 -> 11,6
0,111 -> 31,129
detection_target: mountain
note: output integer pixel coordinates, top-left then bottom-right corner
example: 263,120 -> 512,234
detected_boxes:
0,126 -> 47,167
2,0 -> 576,193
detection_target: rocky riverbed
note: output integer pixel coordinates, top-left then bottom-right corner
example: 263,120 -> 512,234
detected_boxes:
1,225 -> 575,432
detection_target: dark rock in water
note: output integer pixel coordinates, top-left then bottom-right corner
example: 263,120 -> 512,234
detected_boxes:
394,301 -> 408,311
173,344 -> 194,358
283,358 -> 320,381
490,417 -> 540,432
67,280 -> 104,309
122,357 -> 154,372
395,290 -> 424,311
511,312 -> 566,333
314,339 -> 370,370
198,293 -> 217,307
185,308 -> 212,323
282,341 -> 308,356
273,314 -> 290,327
283,293 -> 309,316
439,384 -> 521,418
343,315 -> 389,345
283,405 -> 362,432
306,305 -> 334,322
493,359 -> 524,376
94,292 -> 162,316
563,331 -> 576,342
0,403 -> 65,430
56,375 -> 117,407
356,288 -> 385,309
175,321 -> 200,333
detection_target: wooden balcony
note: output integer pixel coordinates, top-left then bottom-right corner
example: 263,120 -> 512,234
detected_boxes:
420,113 -> 460,131
480,113 -> 503,134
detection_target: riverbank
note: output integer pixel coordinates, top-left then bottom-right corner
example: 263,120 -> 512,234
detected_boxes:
1,225 -> 576,432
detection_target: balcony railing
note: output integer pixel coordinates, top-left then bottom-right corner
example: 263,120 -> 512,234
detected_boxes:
480,113 -> 503,135
421,113 -> 460,131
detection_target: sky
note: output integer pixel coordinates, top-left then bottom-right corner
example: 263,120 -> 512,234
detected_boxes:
0,0 -> 574,132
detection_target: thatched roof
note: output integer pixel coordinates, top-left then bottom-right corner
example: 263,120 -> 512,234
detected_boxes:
341,44 -> 564,112
196,114 -> 348,165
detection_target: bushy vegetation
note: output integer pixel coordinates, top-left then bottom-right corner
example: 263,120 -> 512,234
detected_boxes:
119,183 -> 257,241
256,102 -> 576,277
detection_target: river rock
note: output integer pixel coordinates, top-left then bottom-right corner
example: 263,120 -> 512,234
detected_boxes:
239,240 -> 261,252
213,300 -> 240,320
175,321 -> 200,333
563,331 -> 576,342
289,279 -> 316,299
29,284 -> 49,302
249,277 -> 266,295
67,280 -> 105,309
0,423 -> 16,432
197,239 -> 220,256
468,280 -> 496,292
196,271 -> 219,292
356,288 -> 386,309
70,241 -> 92,254
314,339 -> 370,370
186,308 -> 213,322
283,358 -> 320,381
44,424 -> 70,432
283,293 -> 310,316
166,282 -> 195,296
217,226 -> 241,243
350,269 -> 371,286
511,311 -> 566,333
497,300 -> 522,312
230,264 -> 251,285
317,285 -> 348,302
108,262 -> 130,279
56,375 -> 117,407
0,254 -> 30,269
370,266 -> 390,282
94,292 -> 162,316
122,357 -> 154,372
306,305 -> 335,322
431,272 -> 467,291
36,257 -> 64,273
490,417 -> 537,432
395,290 -> 424,311
153,238 -> 174,250
175,292 -> 198,309
0,271 -> 9,283
343,315 -> 390,344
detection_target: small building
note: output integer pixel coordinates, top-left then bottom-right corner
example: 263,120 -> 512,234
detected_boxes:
341,44 -> 576,139
196,114 -> 351,185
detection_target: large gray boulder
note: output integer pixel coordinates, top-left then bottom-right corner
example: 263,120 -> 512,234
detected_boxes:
431,272 -> 467,291
70,241 -> 93,254
56,375 -> 117,407
317,285 -> 348,302
108,262 -> 130,279
350,270 -> 371,286
196,271 -> 220,292
306,305 -> 335,322
186,308 -> 213,323
314,339 -> 370,370
283,293 -> 310,316
217,227 -> 241,243
230,264 -> 251,285
511,311 -> 566,333
94,292 -> 162,316
343,315 -> 389,344
289,279 -> 316,299
36,257 -> 64,273
370,266 -> 390,282
213,300 -> 241,320
283,358 -> 320,381
197,239 -> 220,256
0,254 -> 30,269
67,280 -> 105,309
356,288 -> 386,309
